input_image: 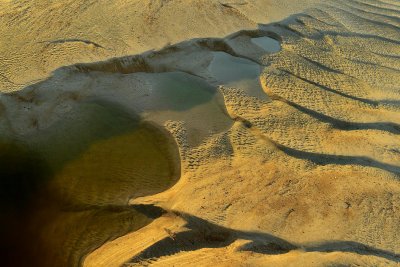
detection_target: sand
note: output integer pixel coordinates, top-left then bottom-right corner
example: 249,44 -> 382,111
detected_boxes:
0,101 -> 181,266
1,0 -> 400,266
0,0 -> 319,92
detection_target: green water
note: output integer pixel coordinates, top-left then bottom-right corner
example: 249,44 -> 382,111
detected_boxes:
0,58 -> 235,267
148,72 -> 216,111
208,52 -> 267,100
139,72 -> 233,146
251,36 -> 281,53
0,101 -> 180,267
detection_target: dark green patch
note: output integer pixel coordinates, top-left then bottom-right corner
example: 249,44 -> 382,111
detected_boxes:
0,100 -> 180,267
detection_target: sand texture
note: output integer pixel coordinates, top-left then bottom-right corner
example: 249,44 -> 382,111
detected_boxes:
1,0 -> 400,266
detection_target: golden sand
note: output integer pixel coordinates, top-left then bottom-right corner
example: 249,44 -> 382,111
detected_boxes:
1,0 -> 399,266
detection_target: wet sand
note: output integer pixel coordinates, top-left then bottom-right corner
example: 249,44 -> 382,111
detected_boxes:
1,0 -> 400,266
0,101 -> 180,267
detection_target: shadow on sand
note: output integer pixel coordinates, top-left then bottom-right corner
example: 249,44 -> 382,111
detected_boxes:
126,206 -> 400,264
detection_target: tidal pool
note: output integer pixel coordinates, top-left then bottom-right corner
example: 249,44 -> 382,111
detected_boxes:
132,72 -> 233,146
0,49 -> 239,267
0,101 -> 180,267
251,36 -> 281,53
208,52 -> 267,100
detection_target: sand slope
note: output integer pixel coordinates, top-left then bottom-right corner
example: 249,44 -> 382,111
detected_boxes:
1,0 -> 400,266
90,1 -> 400,266
0,0 -> 318,92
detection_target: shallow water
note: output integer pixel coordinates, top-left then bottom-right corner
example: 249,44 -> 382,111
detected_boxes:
0,101 -> 180,267
251,36 -> 281,53
146,72 -> 216,111
0,47 -> 263,267
208,52 -> 267,100
136,72 -> 233,146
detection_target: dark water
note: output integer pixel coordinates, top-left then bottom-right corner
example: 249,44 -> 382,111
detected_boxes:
0,101 -> 180,267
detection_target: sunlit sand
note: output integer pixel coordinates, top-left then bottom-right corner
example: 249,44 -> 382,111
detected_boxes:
1,0 -> 399,266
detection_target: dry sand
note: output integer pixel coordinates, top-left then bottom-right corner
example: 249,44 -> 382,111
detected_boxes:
1,0 -> 400,266
0,0 -> 318,92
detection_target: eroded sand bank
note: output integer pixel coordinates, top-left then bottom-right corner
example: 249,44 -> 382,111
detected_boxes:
0,101 -> 180,266
1,0 -> 400,266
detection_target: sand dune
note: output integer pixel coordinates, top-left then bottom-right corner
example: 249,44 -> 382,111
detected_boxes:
1,0 -> 400,266
0,0 -> 318,92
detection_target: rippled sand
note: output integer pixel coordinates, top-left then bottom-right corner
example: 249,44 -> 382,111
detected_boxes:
1,0 -> 400,266
0,101 -> 180,266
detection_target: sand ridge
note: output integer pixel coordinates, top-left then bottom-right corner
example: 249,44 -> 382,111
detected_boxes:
93,1 -> 399,266
0,0 -> 319,92
1,0 -> 399,266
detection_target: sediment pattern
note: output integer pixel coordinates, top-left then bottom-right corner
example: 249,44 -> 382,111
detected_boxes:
1,0 -> 399,266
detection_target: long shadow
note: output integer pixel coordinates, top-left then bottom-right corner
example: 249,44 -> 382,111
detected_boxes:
279,68 -> 379,106
2,9 -> 399,266
372,51 -> 400,59
312,30 -> 400,46
234,97 -> 400,174
39,38 -> 105,49
126,208 -> 297,264
305,241 -> 400,261
126,207 -> 400,264
273,141 -> 400,175
299,55 -> 344,75
323,4 -> 400,32
380,99 -> 400,106
270,11 -> 400,45
278,97 -> 400,135
335,0 -> 400,25
346,57 -> 400,73
296,12 -> 343,28
351,0 -> 400,14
